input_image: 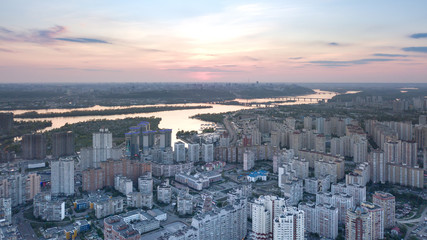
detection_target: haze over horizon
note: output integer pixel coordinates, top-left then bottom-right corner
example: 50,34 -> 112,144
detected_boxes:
1,0 -> 427,83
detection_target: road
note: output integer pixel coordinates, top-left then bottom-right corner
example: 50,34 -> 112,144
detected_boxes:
402,207 -> 427,240
14,210 -> 37,240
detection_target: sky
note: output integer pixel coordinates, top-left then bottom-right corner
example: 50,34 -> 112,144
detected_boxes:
0,0 -> 427,83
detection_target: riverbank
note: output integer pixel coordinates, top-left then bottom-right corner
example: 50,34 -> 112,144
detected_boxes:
15,105 -> 212,118
45,117 -> 161,151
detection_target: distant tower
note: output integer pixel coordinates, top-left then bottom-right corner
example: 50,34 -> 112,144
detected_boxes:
22,133 -> 46,160
0,112 -> 13,134
52,131 -> 74,158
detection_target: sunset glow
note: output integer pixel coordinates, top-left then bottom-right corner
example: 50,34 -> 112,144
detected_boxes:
1,1 -> 427,83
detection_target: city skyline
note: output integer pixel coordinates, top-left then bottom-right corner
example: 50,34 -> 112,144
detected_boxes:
1,0 -> 427,83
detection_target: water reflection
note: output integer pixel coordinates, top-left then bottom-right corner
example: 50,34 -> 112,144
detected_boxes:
6,90 -> 337,144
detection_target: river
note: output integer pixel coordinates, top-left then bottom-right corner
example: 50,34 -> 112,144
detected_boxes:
3,89 -> 336,144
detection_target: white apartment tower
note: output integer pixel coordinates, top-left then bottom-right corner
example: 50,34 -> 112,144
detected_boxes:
353,137 -> 368,163
187,143 -> 200,162
93,128 -> 113,164
201,143 -> 214,162
51,157 -> 74,196
174,141 -> 186,162
316,117 -> 325,134
304,116 -> 313,130
273,206 -> 305,240
252,195 -> 287,240
243,149 -> 255,171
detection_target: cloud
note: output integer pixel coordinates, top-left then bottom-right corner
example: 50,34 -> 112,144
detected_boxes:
373,53 -> 408,57
36,26 -> 67,42
216,64 -> 237,67
139,48 -> 165,52
402,47 -> 427,53
166,66 -> 241,72
241,56 -> 259,61
328,42 -> 339,46
289,57 -> 303,60
0,48 -> 14,53
309,58 -> 397,67
410,33 -> 427,39
54,67 -> 120,72
0,25 -> 109,44
55,38 -> 109,44
0,27 -> 13,34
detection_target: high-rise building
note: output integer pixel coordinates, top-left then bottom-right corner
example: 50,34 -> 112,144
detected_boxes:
125,131 -> 139,158
187,143 -> 200,162
383,140 -> 401,164
9,174 -> 26,207
304,176 -> 330,194
201,144 -> 214,162
361,202 -> 384,240
52,131 -> 74,158
22,133 -> 46,160
252,195 -> 287,240
386,163 -> 424,188
140,129 -> 172,150
333,193 -> 354,224
298,202 -> 339,239
51,157 -> 74,196
353,138 -> 368,163
191,198 -> 247,240
0,198 -> 11,224
273,206 -> 305,240
331,183 -> 366,205
304,116 -> 313,130
316,117 -> 325,134
0,174 -> 26,207
138,173 -> 153,194
414,125 -> 427,150
372,191 -> 395,228
346,162 -> 370,186
93,128 -> 113,164
315,134 -> 326,152
157,182 -> 172,204
369,150 -> 386,184
174,141 -> 186,162
82,159 -> 151,191
177,192 -> 193,216
316,203 -> 339,239
290,131 -> 302,151
82,167 -> 104,192
298,202 -> 317,234
281,179 -> 303,206
400,140 -> 417,166
81,129 -> 122,170
26,173 -> 41,201
126,191 -> 153,209
345,206 -> 372,240
33,193 -> 65,221
94,197 -> 124,219
285,117 -> 296,130
0,113 -> 13,135
114,175 -> 133,195
243,149 -> 255,171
